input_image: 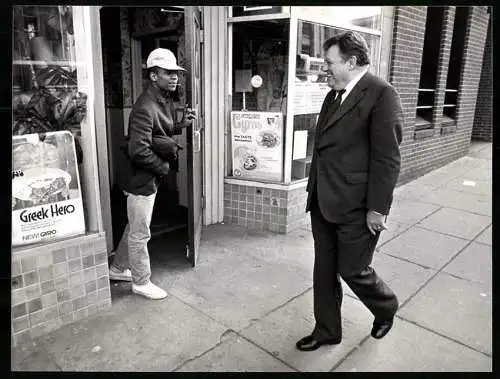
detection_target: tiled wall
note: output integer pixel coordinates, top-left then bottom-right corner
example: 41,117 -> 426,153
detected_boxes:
223,182 -> 308,233
11,235 -> 111,347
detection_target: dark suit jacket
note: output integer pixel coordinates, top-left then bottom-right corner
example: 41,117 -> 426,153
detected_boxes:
118,83 -> 183,196
306,72 -> 403,224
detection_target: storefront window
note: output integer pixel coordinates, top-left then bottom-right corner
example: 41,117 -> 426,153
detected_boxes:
297,6 -> 382,30
226,8 -> 383,184
12,6 -> 91,246
290,20 -> 381,181
230,20 -> 290,182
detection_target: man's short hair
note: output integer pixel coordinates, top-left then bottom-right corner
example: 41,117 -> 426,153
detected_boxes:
148,66 -> 164,78
323,31 -> 370,66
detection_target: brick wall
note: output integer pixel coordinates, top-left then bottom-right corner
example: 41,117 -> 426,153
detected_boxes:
390,6 -> 490,184
472,16 -> 492,141
432,7 -> 456,128
11,236 -> 111,347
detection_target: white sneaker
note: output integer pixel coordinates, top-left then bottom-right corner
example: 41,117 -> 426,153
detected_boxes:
132,281 -> 168,300
109,266 -> 132,282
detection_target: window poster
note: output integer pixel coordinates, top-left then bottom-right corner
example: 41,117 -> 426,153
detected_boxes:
231,111 -> 283,181
12,131 -> 85,246
293,81 -> 331,115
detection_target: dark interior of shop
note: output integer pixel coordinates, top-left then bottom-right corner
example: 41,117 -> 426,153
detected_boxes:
102,7 -> 189,259
232,20 -> 289,112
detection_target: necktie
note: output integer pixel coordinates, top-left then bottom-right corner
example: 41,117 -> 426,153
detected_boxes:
321,89 -> 346,131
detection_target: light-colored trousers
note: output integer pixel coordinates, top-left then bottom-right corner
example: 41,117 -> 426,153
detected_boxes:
113,191 -> 156,285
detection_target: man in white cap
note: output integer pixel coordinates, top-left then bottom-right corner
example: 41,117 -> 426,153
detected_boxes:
109,48 -> 196,299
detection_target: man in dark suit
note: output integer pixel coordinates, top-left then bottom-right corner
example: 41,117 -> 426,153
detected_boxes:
109,48 -> 196,300
296,31 -> 403,351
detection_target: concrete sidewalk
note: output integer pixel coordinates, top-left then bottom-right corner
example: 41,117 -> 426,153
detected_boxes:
12,142 -> 492,372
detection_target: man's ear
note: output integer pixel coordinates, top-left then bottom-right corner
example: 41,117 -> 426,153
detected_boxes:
348,55 -> 358,70
349,56 -> 357,70
149,71 -> 157,82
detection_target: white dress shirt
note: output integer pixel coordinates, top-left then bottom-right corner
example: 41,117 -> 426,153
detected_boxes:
336,67 -> 369,104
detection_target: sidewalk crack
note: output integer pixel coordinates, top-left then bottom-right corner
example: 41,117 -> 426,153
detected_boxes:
171,339 -> 225,372
329,334 -> 371,372
232,332 -> 299,372
399,235 -> 484,311
396,316 -> 492,358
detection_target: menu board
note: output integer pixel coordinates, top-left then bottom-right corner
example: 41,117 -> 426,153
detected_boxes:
12,131 -> 85,246
231,111 -> 283,181
293,81 -> 331,115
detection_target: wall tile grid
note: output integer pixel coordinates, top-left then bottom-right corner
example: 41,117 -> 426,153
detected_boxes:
390,6 -> 490,185
224,183 -> 308,234
11,237 -> 111,347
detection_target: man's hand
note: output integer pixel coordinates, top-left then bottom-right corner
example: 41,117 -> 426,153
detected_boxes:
178,108 -> 197,128
366,210 -> 388,235
184,108 -> 197,121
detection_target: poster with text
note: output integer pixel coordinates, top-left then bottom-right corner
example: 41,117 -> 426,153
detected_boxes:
12,131 -> 86,246
231,111 -> 283,181
293,81 -> 331,115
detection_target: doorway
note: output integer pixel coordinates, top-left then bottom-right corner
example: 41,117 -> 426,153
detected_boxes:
100,6 -> 204,265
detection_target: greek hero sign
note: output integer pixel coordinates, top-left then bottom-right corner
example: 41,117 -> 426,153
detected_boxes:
12,131 -> 86,246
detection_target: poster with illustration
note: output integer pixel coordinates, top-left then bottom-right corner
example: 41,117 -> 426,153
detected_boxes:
12,131 -> 85,246
231,111 -> 283,181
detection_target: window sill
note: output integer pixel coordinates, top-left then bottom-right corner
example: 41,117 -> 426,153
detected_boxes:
414,128 -> 435,140
441,124 -> 457,135
12,232 -> 106,258
225,177 -> 307,191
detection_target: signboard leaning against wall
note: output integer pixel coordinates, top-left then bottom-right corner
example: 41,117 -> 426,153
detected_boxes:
231,111 -> 284,182
12,132 -> 85,246
12,6 -> 87,246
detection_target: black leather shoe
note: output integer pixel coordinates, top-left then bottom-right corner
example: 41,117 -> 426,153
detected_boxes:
296,335 -> 341,351
371,318 -> 394,339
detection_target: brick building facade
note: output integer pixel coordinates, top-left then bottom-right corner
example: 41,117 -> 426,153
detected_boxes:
472,17 -> 492,142
391,6 -> 490,184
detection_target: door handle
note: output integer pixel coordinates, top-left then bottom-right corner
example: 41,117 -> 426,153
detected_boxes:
192,118 -> 201,153
193,128 -> 201,153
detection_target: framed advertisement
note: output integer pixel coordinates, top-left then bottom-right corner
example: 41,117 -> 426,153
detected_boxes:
231,111 -> 283,182
12,131 -> 86,246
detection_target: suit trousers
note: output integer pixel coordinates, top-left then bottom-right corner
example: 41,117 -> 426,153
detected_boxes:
309,196 -> 399,342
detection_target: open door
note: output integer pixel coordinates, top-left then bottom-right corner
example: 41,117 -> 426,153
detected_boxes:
184,6 -> 204,266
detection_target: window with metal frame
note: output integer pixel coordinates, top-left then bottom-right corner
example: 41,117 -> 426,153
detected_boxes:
415,6 -> 445,130
443,6 -> 470,123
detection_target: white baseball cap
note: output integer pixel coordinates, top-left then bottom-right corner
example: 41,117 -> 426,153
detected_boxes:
146,48 -> 185,71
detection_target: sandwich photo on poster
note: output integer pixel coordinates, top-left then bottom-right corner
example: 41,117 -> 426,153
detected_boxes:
12,131 -> 86,246
231,111 -> 283,182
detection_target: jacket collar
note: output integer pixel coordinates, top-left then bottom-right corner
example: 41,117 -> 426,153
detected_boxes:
342,67 -> 369,101
146,83 -> 173,107
320,72 -> 372,135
